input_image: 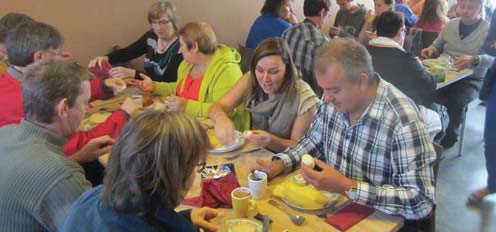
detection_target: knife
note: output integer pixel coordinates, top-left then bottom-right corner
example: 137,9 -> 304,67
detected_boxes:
318,199 -> 353,218
262,214 -> 270,232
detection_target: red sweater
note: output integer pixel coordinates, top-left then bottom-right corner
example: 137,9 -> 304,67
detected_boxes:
0,71 -> 128,156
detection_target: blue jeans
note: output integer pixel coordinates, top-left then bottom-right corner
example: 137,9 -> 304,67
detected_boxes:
485,82 -> 496,192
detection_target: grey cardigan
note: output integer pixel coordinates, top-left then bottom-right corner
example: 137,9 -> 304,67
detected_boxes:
429,18 -> 494,80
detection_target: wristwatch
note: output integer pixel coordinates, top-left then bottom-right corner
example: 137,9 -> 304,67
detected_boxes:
473,56 -> 480,67
345,185 -> 358,201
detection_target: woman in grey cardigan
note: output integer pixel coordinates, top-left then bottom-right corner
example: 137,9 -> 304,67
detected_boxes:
420,0 -> 493,148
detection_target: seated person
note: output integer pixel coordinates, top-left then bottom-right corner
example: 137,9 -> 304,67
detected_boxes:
88,1 -> 183,83
367,11 -> 441,139
209,38 -> 319,152
133,22 -> 249,130
251,38 -> 436,224
410,0 -> 449,34
421,0 -> 493,148
0,12 -> 34,73
246,0 -> 297,49
357,0 -> 395,43
330,0 -> 367,38
61,111 -> 220,232
0,60 -> 101,231
0,21 -> 140,184
282,0 -> 331,96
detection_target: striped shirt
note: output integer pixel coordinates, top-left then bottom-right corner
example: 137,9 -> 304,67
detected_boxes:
276,78 -> 436,220
282,19 -> 329,72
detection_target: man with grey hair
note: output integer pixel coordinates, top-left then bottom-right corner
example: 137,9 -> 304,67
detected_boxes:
251,38 -> 436,223
0,20 -> 140,185
0,60 -> 94,231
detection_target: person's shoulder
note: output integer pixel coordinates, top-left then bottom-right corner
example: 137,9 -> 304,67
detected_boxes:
379,79 -> 422,123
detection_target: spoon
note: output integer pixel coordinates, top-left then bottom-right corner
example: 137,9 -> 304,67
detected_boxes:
268,199 -> 305,226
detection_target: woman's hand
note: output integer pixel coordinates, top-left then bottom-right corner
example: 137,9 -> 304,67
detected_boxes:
213,112 -> 236,146
166,96 -> 187,112
129,73 -> 155,92
120,97 -> 141,116
109,67 -> 136,78
190,207 -> 220,232
421,48 -> 435,59
244,130 -> 272,148
103,77 -> 126,95
88,56 -> 109,68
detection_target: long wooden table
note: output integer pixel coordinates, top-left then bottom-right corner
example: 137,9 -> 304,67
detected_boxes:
86,90 -> 404,232
177,146 -> 404,232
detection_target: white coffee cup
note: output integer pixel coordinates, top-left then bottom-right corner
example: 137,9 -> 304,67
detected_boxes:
248,170 -> 267,200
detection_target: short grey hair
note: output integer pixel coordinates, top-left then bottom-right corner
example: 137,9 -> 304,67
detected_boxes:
0,12 -> 34,43
23,60 -> 91,124
5,21 -> 62,67
314,37 -> 375,83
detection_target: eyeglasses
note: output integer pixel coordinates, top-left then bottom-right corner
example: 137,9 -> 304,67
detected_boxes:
151,19 -> 172,26
195,161 -> 206,173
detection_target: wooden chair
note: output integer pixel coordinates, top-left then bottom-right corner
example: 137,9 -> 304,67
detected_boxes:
410,30 -> 440,57
238,44 -> 254,73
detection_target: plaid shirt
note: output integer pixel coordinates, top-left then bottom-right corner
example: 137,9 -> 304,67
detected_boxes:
282,19 -> 329,72
276,78 -> 436,220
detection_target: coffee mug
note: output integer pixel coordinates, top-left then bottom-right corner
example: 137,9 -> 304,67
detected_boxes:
231,187 -> 256,218
248,171 -> 267,200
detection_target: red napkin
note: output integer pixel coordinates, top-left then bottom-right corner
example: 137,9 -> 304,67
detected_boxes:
88,60 -> 112,78
325,202 -> 375,231
182,172 -> 240,208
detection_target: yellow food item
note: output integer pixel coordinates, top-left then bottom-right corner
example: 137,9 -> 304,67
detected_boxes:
207,130 -> 221,148
87,112 -> 111,124
273,175 -> 329,209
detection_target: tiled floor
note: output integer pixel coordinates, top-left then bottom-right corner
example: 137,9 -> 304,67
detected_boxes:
436,101 -> 496,232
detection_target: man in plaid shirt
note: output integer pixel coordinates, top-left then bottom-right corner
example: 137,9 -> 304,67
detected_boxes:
252,38 -> 436,221
282,0 -> 331,96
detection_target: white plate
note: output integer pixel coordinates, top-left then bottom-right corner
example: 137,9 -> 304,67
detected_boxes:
209,131 -> 244,154
225,218 -> 262,232
281,190 -> 339,212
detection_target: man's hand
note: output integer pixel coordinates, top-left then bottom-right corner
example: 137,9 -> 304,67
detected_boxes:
454,55 -> 476,71
330,26 -> 342,37
120,97 -> 141,116
190,207 -> 221,232
129,73 -> 155,92
420,48 -> 435,59
301,158 -> 354,194
70,136 -> 115,163
109,67 -> 136,78
249,159 -> 285,180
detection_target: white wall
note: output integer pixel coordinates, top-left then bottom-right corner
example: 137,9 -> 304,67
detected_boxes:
0,0 -> 374,65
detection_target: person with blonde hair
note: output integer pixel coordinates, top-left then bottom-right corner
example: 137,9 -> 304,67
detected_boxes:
61,111 -> 220,231
89,1 -> 183,82
209,38 -> 319,152
133,22 -> 249,130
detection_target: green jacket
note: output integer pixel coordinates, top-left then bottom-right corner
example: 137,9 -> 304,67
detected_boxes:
153,44 -> 250,131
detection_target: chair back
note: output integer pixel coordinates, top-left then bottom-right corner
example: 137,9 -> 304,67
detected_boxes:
238,44 -> 254,73
410,29 -> 440,56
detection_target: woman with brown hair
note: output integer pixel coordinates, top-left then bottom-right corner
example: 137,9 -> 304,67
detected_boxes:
411,0 -> 449,33
209,38 -> 319,152
61,111 -> 220,231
